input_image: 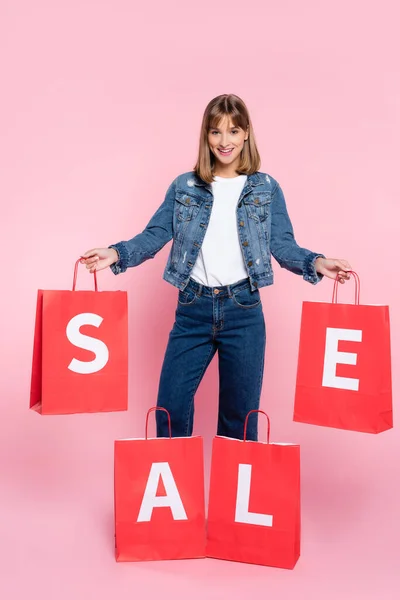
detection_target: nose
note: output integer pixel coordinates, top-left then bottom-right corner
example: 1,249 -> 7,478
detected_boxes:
220,133 -> 230,147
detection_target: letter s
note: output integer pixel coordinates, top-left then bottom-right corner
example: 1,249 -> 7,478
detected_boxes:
66,313 -> 109,374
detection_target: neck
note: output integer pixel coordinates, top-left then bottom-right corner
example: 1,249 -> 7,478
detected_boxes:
213,158 -> 241,178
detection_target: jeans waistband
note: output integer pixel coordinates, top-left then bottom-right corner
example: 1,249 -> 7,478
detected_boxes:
185,277 -> 253,298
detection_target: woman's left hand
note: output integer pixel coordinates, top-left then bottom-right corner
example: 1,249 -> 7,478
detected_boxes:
315,257 -> 352,284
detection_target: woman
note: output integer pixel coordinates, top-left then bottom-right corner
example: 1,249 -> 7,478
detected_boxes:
81,94 -> 351,440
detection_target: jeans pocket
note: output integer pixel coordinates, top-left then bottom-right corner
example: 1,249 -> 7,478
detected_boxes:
232,287 -> 261,309
178,288 -> 199,306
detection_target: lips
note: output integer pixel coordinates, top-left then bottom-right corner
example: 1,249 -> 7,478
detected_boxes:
218,148 -> 234,155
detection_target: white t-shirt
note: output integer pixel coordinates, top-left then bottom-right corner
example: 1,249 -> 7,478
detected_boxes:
191,174 -> 248,287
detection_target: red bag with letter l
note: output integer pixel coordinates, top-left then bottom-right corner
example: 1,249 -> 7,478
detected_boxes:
206,411 -> 301,569
294,272 -> 392,433
30,259 -> 128,414
114,408 -> 206,561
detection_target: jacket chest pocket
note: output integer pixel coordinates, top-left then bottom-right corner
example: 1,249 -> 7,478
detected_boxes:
243,193 -> 271,223
175,193 -> 200,222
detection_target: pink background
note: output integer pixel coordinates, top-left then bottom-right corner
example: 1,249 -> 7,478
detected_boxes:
1,1 -> 399,598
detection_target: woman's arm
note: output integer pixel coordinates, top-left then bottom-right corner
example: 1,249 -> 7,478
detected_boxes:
82,178 -> 176,275
110,178 -> 176,274
270,182 -> 351,284
269,182 -> 325,283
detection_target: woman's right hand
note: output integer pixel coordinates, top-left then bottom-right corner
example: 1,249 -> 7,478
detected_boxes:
80,247 -> 119,273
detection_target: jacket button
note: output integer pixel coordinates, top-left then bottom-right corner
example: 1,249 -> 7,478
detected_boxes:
185,198 -> 190,204
255,198 -> 259,204
239,220 -> 244,227
243,241 -> 249,247
248,260 -> 253,267
253,281 -> 258,288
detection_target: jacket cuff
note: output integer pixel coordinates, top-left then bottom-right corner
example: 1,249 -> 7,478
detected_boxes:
108,243 -> 129,275
303,253 -> 325,284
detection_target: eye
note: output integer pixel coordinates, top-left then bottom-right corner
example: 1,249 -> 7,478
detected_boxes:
210,130 -> 220,135
231,129 -> 239,134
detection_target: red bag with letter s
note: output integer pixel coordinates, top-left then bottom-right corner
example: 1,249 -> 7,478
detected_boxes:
294,272 -> 392,433
30,259 -> 128,414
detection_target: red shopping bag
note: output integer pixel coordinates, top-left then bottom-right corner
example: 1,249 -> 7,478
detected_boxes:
114,408 -> 206,562
294,272 -> 392,433
206,411 -> 301,569
30,259 -> 128,415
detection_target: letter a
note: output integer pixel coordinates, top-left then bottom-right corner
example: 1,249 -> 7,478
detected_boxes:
137,462 -> 188,522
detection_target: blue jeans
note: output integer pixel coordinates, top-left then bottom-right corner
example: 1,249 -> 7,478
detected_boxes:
156,277 -> 266,441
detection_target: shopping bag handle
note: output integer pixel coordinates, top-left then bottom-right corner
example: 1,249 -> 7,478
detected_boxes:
73,258 -> 98,291
332,270 -> 360,305
244,409 -> 270,443
145,407 -> 172,439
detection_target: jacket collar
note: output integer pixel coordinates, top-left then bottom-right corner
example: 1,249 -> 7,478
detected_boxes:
192,171 -> 264,189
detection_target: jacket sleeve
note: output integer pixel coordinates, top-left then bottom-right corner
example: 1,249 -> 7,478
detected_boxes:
108,178 -> 176,275
270,182 -> 325,284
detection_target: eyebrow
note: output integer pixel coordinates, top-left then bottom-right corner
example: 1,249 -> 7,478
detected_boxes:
209,125 -> 239,131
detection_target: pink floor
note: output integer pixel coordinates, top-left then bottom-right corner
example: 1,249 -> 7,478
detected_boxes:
2,406 -> 398,600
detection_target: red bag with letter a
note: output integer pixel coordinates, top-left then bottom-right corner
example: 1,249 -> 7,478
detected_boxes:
114,408 -> 206,561
206,411 -> 301,569
294,272 -> 392,433
30,259 -> 128,415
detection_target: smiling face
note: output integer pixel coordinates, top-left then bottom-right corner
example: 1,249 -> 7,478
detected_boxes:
208,115 -> 249,175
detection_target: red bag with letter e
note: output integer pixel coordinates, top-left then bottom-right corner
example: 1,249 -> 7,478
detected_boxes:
30,259 -> 128,414
294,272 -> 392,433
114,408 -> 206,561
206,411 -> 301,569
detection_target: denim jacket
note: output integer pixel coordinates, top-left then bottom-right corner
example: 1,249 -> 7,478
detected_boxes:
109,170 -> 325,291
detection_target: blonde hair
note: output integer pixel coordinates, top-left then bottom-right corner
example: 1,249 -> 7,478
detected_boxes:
194,94 -> 261,184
